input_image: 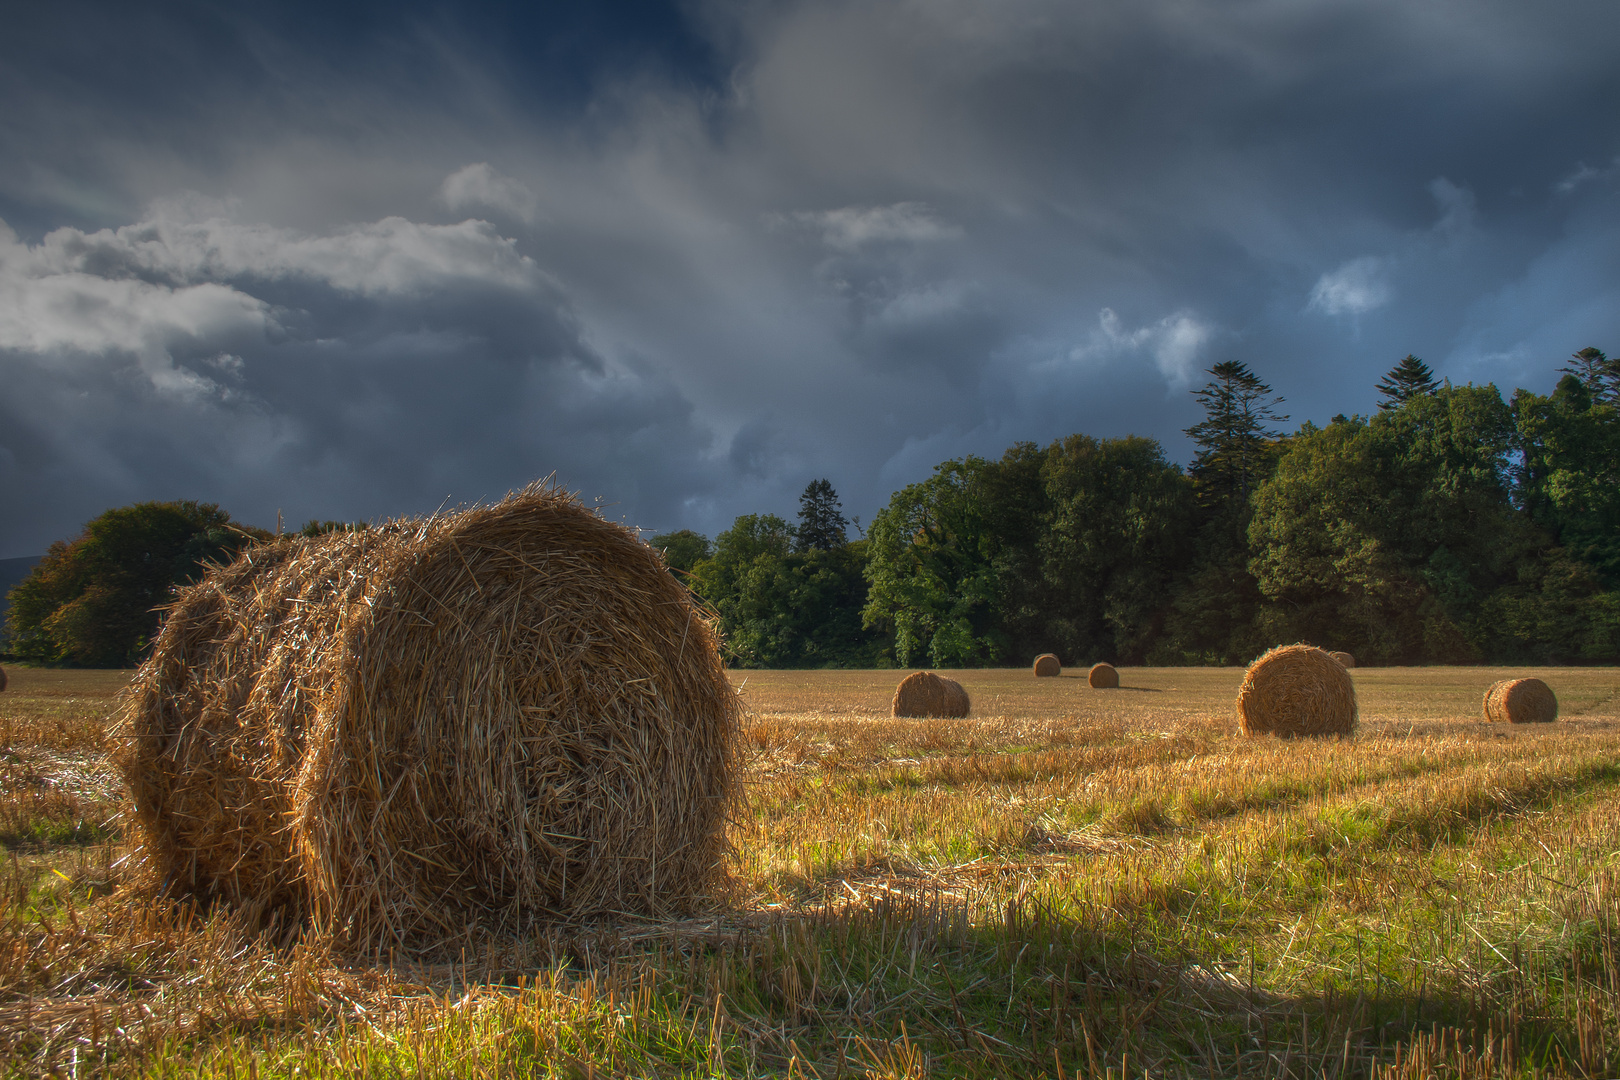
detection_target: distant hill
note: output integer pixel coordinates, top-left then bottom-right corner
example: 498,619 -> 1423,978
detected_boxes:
0,555 -> 43,625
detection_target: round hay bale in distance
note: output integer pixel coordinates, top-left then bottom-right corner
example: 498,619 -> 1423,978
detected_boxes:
892,671 -> 971,718
1032,654 -> 1061,677
1327,651 -> 1355,668
1088,662 -> 1119,689
1236,644 -> 1357,738
1483,678 -> 1557,724
0,665 -> 6,692
116,484 -> 740,950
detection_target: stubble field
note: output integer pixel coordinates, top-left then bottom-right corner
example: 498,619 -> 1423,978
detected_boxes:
2,664 -> 1619,1078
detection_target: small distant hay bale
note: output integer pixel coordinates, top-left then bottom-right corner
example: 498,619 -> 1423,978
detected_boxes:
892,672 -> 970,718
1483,678 -> 1557,724
1088,662 -> 1119,689
0,665 -> 6,692
1236,644 -> 1357,738
1328,651 -> 1355,668
1032,654 -> 1061,677
116,484 -> 740,951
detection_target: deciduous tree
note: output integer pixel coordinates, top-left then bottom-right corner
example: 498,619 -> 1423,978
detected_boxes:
6,502 -> 268,666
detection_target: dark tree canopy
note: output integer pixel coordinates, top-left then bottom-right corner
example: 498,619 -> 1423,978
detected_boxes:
795,479 -> 849,552
650,529 -> 711,575
1376,354 -> 1439,409
1184,361 -> 1288,510
5,501 -> 269,666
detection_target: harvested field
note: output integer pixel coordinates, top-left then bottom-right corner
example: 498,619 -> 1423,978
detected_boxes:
3,664 -> 1620,1077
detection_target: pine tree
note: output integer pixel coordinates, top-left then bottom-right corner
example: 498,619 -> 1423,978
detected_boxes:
1562,347 -> 1618,405
1184,361 -> 1288,510
1376,355 -> 1438,409
795,479 -> 849,552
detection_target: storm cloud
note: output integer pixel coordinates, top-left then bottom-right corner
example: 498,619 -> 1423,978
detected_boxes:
2,0 -> 1617,554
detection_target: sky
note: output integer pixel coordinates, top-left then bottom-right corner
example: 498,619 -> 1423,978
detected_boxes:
2,0 -> 1618,557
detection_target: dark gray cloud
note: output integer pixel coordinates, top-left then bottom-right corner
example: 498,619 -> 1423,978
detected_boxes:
2,0 -> 1618,555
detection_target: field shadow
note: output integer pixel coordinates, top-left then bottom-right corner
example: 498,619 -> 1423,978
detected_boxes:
498,889 -> 1595,1080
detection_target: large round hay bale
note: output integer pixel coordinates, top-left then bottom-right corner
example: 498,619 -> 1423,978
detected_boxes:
1236,644 -> 1357,738
0,665 -> 6,692
1327,651 -> 1355,669
892,672 -> 970,718
1088,662 -> 1119,688
1032,654 -> 1061,677
1483,678 -> 1557,724
116,484 -> 739,950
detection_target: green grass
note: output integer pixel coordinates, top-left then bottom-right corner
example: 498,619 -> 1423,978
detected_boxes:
2,665 -> 1620,1076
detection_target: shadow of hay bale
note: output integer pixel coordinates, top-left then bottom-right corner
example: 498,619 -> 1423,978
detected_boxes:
116,483 -> 741,952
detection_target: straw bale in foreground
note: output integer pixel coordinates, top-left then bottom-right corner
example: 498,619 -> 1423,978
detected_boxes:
117,484 -> 739,951
1088,662 -> 1119,688
1236,644 -> 1357,738
1032,654 -> 1061,677
1327,651 -> 1355,668
1483,678 -> 1557,724
892,671 -> 970,718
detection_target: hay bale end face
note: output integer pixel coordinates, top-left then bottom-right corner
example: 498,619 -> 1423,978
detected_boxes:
116,484 -> 740,950
1483,678 -> 1557,724
1032,654 -> 1061,677
892,671 -> 971,718
1088,662 -> 1119,689
1236,644 -> 1357,738
1327,651 -> 1355,668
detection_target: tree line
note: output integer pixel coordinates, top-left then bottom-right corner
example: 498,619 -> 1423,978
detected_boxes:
6,349 -> 1616,668
659,349 -> 1619,668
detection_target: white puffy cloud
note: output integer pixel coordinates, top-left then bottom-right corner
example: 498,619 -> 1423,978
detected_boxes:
440,163 -> 541,224
1076,308 -> 1215,389
0,202 -> 720,550
1308,256 -> 1393,317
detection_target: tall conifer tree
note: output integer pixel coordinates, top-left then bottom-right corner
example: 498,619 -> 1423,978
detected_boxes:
795,479 -> 849,552
1562,347 -> 1618,405
1376,354 -> 1439,409
1184,361 -> 1288,510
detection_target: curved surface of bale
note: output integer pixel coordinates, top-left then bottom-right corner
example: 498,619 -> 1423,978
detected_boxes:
1483,678 -> 1558,724
1328,651 -> 1356,668
117,484 -> 740,950
1032,654 -> 1061,677
1236,644 -> 1357,738
1088,662 -> 1119,689
892,671 -> 971,718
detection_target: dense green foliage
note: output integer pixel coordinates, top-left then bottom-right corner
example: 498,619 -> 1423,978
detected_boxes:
692,351 -> 1620,667
4,502 -> 269,666
8,351 -> 1616,670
